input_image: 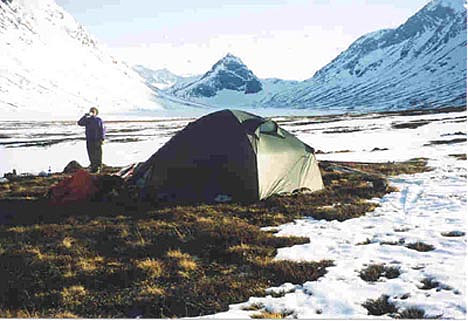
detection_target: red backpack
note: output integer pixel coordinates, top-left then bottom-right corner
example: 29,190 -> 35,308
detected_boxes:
49,170 -> 98,205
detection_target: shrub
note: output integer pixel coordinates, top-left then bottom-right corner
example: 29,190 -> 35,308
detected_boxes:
359,264 -> 400,282
396,307 -> 427,319
362,295 -> 397,316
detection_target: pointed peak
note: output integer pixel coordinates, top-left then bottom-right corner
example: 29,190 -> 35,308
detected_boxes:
219,53 -> 244,64
208,53 -> 248,73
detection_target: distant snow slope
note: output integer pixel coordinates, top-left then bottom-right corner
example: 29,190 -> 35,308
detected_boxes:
133,65 -> 199,90
169,0 -> 466,112
269,0 -> 467,111
0,0 -> 162,118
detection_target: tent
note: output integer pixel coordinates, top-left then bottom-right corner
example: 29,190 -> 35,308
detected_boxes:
132,109 -> 324,202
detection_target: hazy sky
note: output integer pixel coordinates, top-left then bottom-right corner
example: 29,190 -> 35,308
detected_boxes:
56,0 -> 432,80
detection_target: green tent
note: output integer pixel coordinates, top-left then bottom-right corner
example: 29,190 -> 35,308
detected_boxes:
133,109 -> 323,202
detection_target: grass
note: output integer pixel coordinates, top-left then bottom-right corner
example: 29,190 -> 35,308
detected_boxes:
391,120 -> 430,129
0,210 -> 332,318
359,264 -> 401,282
362,295 -> 440,318
405,241 -> 435,252
266,288 -> 296,298
356,238 -> 373,245
242,302 -> 265,311
395,307 -> 442,319
424,138 -> 466,146
251,310 -> 294,319
448,154 -> 466,160
0,159 -> 430,317
362,295 -> 397,316
418,277 -> 440,290
441,230 -> 465,237
394,227 -> 411,232
418,277 -> 452,291
249,306 -> 295,319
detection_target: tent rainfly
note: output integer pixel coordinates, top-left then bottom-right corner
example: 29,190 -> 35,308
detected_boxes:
132,109 -> 324,202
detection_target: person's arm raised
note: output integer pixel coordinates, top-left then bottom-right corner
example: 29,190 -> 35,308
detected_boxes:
77,113 -> 89,126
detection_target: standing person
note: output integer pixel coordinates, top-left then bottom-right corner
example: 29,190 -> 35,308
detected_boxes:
78,107 -> 105,173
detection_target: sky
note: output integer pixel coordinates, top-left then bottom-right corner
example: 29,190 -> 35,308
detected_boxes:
55,0 -> 432,80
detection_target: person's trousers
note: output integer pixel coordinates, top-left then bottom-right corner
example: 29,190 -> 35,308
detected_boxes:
86,140 -> 103,171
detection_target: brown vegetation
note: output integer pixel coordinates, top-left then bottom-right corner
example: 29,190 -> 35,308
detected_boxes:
405,241 -> 435,252
441,230 -> 465,237
362,295 -> 397,316
0,158 -> 430,317
359,264 -> 401,282
448,154 -> 467,160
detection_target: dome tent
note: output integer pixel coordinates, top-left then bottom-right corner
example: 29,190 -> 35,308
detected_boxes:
133,109 -> 324,202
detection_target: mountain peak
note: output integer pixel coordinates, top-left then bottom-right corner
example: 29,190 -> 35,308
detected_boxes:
171,54 -> 263,98
221,52 -> 243,62
212,53 -> 246,70
427,0 -> 465,12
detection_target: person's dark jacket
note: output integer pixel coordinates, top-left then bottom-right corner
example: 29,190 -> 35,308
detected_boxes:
78,115 -> 105,142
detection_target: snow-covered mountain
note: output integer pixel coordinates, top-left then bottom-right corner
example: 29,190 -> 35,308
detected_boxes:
0,0 -> 162,118
167,54 -> 298,108
1,0 -> 465,118
133,66 -> 198,90
171,53 -> 264,98
269,0 -> 467,111
169,0 -> 466,112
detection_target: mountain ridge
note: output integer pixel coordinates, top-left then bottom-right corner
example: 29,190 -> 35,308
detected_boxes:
1,0 -> 465,117
168,0 -> 466,112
